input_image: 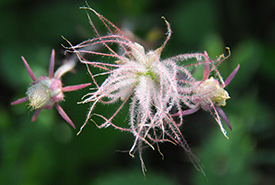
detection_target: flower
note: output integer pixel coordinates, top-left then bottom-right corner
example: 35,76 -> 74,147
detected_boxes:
11,49 -> 91,128
172,49 -> 240,138
66,7 -> 202,173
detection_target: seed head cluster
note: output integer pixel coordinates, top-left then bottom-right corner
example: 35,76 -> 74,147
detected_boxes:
64,7 -> 240,173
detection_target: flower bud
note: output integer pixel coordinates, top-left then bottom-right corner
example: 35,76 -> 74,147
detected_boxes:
26,77 -> 63,110
195,77 -> 230,108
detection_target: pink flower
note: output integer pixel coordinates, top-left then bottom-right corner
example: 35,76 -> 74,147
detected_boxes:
172,49 -> 240,138
11,49 -> 91,128
66,7 -> 202,173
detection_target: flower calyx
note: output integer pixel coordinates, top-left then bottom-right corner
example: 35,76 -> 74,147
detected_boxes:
197,77 -> 230,107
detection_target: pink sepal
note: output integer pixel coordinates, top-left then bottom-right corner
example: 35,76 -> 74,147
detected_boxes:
11,97 -> 28,105
62,83 -> 91,92
55,104 -> 76,129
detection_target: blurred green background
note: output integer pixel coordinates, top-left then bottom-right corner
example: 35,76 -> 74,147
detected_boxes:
1,0 -> 274,185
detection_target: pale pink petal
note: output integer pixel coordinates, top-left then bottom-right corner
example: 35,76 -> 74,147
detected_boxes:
11,97 -> 28,105
55,104 -> 75,129
62,83 -> 91,92
49,49 -> 55,78
53,58 -> 76,79
21,56 -> 36,81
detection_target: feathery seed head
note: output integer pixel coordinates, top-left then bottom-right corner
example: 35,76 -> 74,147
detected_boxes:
67,6 -> 203,174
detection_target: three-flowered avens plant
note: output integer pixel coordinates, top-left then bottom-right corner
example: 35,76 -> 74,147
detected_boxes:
64,6 -> 239,173
11,49 -> 91,128
65,8 -> 194,172
11,5 -> 239,174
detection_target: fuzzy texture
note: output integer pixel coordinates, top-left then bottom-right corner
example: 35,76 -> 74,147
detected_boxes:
172,50 -> 240,138
65,7 -> 204,173
65,6 -> 239,174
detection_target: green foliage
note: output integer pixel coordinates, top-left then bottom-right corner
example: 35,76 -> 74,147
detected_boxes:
90,169 -> 179,185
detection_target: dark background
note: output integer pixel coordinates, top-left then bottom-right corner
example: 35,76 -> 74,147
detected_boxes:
0,0 -> 274,184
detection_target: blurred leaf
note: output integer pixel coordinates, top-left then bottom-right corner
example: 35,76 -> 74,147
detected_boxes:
172,1 -> 218,50
259,44 -> 275,80
90,168 -> 179,185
